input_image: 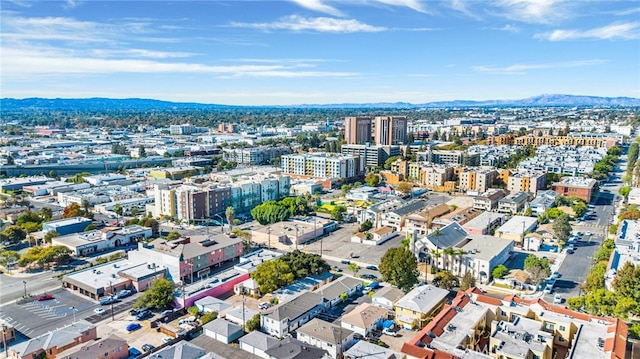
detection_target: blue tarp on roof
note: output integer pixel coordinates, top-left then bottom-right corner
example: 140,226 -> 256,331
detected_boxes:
383,320 -> 395,329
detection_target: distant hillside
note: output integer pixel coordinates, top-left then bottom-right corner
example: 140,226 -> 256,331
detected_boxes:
1,94 -> 639,111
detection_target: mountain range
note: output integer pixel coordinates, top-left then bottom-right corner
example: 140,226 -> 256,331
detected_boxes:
1,94 -> 639,111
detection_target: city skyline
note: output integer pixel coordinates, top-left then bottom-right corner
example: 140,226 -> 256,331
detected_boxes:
1,0 -> 639,106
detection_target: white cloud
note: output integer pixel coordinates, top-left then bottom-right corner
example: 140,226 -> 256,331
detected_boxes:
229,15 -> 386,33
494,0 -> 569,24
449,0 -> 481,20
535,22 -> 640,41
612,7 -> 640,16
472,59 -> 606,75
290,0 -> 344,16
374,0 -> 429,14
489,24 -> 521,32
1,47 -> 357,78
90,49 -> 197,59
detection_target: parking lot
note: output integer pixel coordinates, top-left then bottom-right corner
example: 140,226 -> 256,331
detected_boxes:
0,288 -> 98,338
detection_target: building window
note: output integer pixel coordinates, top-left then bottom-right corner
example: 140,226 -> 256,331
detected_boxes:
559,325 -> 566,331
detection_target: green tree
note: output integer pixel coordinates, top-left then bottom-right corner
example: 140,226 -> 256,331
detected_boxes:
612,262 -> 640,299
200,311 -> 218,324
552,214 -> 572,243
524,207 -> 533,217
348,262 -> 361,277
113,203 -> 124,223
523,254 -> 551,284
167,231 -> 181,240
188,306 -> 199,317
1,225 -> 26,244
359,219 -> 373,232
84,223 -> 97,232
245,314 -> 261,332
250,259 -> 295,294
134,278 -> 176,310
341,184 -> 353,197
365,173 -> 380,187
39,207 -> 53,222
460,271 -> 476,291
143,218 -> 160,236
0,250 -> 20,266
397,182 -> 413,196
379,247 -> 419,292
619,186 -> 631,198
492,264 -> 509,279
330,205 -> 346,221
432,271 -> 459,290
383,156 -> 401,170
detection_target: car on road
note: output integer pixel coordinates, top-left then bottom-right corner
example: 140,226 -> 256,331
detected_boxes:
566,248 -> 574,254
361,274 -> 377,280
585,231 -> 592,236
141,344 -> 155,352
554,294 -> 563,304
126,323 -> 142,332
332,265 -> 343,272
365,265 -> 378,271
551,272 -> 560,279
162,337 -> 173,344
341,260 -> 351,265
94,308 -> 105,315
36,294 -> 55,301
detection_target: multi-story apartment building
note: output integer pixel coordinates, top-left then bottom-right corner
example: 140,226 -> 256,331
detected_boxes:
459,168 -> 498,193
261,292 -> 326,338
514,135 -> 618,148
341,144 -> 401,167
472,189 -> 508,211
497,191 -> 531,214
507,171 -> 546,195
417,149 -> 480,167
418,164 -> 454,189
375,116 -> 407,145
344,117 -> 372,145
169,123 -> 199,135
281,153 -> 363,180
551,177 -> 597,203
222,146 -> 290,165
401,288 -> 628,359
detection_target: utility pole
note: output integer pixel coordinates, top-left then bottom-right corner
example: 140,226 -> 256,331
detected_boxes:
2,323 -> 7,358
22,280 -> 27,298
294,225 -> 299,251
109,281 -> 115,321
70,306 -> 76,323
241,288 -> 246,332
267,227 -> 271,249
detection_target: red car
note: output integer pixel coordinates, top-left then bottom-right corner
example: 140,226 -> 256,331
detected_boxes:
37,294 -> 54,301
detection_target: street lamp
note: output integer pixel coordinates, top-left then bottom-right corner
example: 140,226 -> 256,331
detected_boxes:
294,225 -> 300,251
69,306 -> 77,323
213,214 -> 225,233
2,323 -> 7,358
22,280 -> 27,298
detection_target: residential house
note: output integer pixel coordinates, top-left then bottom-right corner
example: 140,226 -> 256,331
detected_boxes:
203,318 -> 244,344
394,285 -> 449,330
340,303 -> 387,337
529,190 -> 560,216
343,340 -> 404,359
297,318 -> 355,359
194,296 -> 232,315
261,292 -> 326,338
371,286 -> 405,310
8,321 -> 96,359
148,341 -> 207,359
473,189 -> 508,211
225,306 -> 258,328
462,212 -> 506,235
497,191 -> 531,214
57,334 -> 128,359
314,277 -> 362,307
239,331 -> 280,359
264,337 -> 328,359
496,216 -> 538,246
403,204 -> 451,236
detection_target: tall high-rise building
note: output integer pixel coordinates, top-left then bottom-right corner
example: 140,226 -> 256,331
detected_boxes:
375,116 -> 408,145
344,117 -> 372,144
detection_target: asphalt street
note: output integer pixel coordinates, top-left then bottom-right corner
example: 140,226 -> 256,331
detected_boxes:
0,270 -> 62,305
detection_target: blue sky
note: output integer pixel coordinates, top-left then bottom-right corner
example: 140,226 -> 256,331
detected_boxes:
1,0 -> 639,105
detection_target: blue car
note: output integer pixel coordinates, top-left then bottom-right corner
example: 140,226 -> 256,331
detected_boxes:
126,323 -> 142,332
128,347 -> 142,358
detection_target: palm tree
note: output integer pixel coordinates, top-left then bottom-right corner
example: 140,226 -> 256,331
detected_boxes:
225,206 -> 235,232
454,249 -> 467,277
81,198 -> 91,217
430,249 -> 442,270
443,247 -> 455,273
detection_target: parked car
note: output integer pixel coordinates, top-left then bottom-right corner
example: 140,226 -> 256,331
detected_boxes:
554,294 -> 563,304
160,309 -> 174,317
382,328 -> 399,337
94,308 -> 106,315
116,289 -> 133,299
99,296 -> 118,305
362,287 -> 372,294
136,310 -> 152,320
128,347 -> 142,358
36,294 -> 54,301
361,274 -> 377,280
341,260 -> 351,265
332,265 -> 343,272
162,337 -> 173,344
126,323 -> 142,332
258,302 -> 272,310
365,265 -> 378,271
141,344 -> 155,352
130,307 -> 147,316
